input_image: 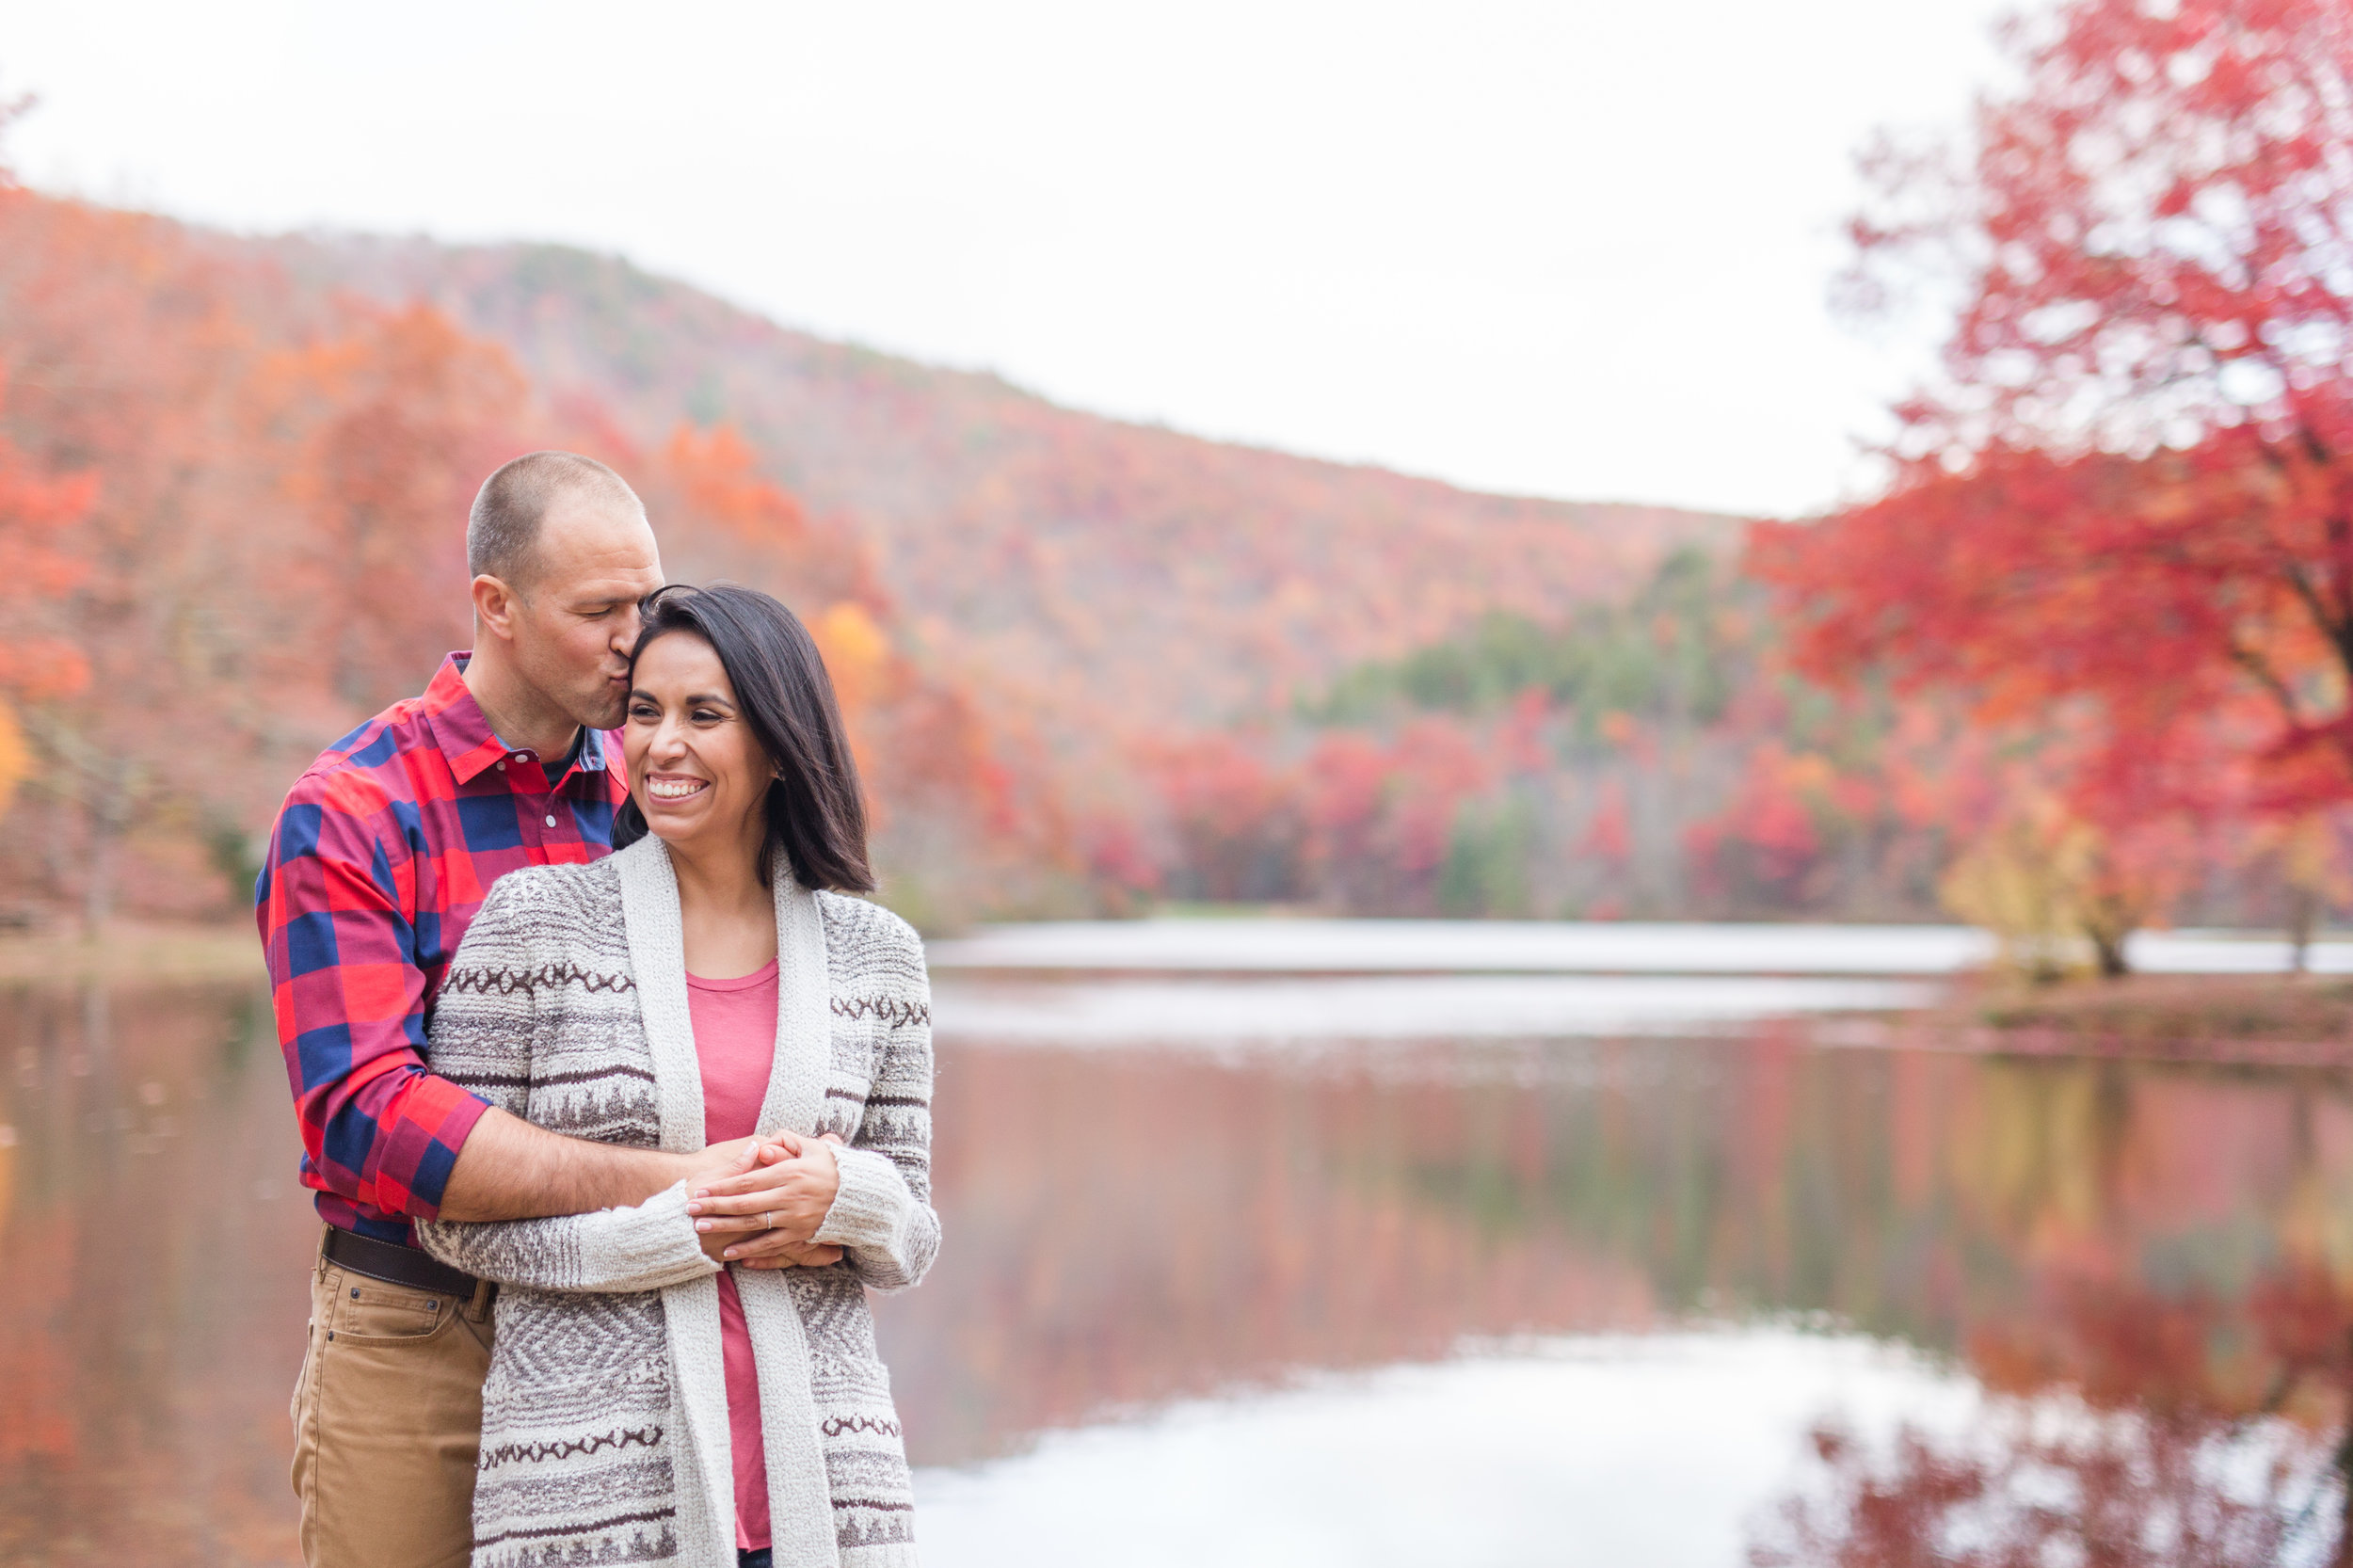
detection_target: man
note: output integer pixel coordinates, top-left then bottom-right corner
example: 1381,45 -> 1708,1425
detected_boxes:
258,452 -> 797,1568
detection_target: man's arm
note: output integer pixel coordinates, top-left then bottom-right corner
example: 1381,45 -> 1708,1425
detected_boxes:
438,1111 -> 746,1222
261,786 -> 717,1228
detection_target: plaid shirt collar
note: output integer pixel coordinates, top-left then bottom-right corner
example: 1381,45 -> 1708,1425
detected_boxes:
417,652 -> 616,791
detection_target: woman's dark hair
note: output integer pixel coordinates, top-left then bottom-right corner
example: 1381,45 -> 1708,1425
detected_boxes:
613,584 -> 875,892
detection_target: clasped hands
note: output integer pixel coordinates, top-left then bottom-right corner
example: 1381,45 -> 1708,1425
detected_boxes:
684,1132 -> 845,1270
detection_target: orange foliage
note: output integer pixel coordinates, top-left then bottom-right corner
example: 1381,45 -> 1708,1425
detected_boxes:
632,421 -> 1064,918
0,181 -> 1058,924
260,304 -> 533,714
0,379 -> 92,702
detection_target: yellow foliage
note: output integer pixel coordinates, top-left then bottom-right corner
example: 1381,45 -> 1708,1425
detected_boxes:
1780,750 -> 1836,796
2273,813 -> 2353,904
808,600 -> 891,718
1940,797 -> 2141,982
0,698 -> 24,820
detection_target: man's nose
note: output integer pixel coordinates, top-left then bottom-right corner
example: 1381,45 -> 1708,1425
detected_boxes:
613,602 -> 643,655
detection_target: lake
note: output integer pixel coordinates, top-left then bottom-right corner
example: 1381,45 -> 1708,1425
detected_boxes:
4,922 -> 2349,1563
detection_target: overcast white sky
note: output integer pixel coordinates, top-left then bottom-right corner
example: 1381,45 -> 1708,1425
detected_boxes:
0,0 -> 2009,518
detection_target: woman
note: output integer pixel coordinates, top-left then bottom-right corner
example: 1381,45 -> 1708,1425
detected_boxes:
417,584 -> 939,1568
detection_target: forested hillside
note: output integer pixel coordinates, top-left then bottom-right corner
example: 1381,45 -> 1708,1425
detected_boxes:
5,184 -> 2305,932
0,177 -> 1771,925
276,237 -> 1732,738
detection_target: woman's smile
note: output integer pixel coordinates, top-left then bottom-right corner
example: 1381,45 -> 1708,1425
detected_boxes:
645,773 -> 711,802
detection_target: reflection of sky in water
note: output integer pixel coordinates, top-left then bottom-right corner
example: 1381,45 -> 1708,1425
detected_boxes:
929,919 -> 2353,976
935,973 -> 1934,1041
917,1331 -> 1978,1568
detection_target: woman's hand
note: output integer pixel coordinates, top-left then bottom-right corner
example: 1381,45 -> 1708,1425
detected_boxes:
687,1132 -> 845,1264
696,1227 -> 841,1269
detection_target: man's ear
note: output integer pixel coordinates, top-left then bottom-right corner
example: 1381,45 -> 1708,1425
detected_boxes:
472,574 -> 521,644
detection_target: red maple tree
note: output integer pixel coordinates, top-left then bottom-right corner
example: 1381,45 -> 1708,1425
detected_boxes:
1754,0 -> 2353,934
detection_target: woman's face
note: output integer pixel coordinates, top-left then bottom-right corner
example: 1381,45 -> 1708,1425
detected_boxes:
624,632 -> 773,861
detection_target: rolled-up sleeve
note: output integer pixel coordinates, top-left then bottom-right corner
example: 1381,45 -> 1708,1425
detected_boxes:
258,780 -> 489,1221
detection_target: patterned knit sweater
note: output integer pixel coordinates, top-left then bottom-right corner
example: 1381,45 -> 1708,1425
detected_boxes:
415,835 -> 939,1568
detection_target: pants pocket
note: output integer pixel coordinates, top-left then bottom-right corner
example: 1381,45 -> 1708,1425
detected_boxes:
329,1273 -> 463,1347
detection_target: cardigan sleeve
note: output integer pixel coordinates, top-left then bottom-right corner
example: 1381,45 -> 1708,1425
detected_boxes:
412,872 -> 718,1295
416,1183 -> 718,1293
812,918 -> 940,1292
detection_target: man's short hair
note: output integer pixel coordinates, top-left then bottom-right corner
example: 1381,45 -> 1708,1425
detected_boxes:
467,451 -> 643,588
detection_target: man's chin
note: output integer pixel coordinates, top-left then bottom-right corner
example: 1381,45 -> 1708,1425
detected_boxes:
574,691 -> 631,734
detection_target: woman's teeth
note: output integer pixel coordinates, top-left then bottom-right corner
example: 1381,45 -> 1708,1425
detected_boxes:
647,777 -> 709,800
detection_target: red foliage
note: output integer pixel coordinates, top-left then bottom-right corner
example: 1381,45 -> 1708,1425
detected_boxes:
1757,0 -> 2353,846
1152,732 -> 1304,903
1579,780 -> 1632,864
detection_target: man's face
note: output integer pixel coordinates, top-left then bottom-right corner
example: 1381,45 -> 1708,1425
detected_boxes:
504,495 -> 665,731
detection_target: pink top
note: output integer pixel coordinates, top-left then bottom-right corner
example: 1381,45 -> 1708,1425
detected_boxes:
687,958 -> 780,1552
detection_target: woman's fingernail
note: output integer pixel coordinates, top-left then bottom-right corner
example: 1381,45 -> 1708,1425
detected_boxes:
696,1221 -> 712,1231
723,1248 -> 738,1259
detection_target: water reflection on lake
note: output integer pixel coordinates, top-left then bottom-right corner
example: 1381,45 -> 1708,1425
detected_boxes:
4,958 -> 2351,1563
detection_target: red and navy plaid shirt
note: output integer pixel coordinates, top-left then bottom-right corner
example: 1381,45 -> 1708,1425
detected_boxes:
256,653 -> 630,1246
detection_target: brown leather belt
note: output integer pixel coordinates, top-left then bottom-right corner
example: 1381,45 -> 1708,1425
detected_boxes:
322,1225 -> 480,1300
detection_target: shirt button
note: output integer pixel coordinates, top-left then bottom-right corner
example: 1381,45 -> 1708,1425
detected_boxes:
545,814 -> 558,828
495,760 -> 505,771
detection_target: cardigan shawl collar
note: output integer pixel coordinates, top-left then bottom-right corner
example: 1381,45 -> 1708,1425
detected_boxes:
613,834 -> 841,1568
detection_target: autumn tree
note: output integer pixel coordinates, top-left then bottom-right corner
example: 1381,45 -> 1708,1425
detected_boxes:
0,186 -> 274,922
260,303 -> 534,716
1754,0 -> 2353,959
0,376 -> 93,827
634,424 -> 1069,921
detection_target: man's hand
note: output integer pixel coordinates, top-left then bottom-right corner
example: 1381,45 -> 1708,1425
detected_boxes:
688,1132 -> 845,1264
681,1135 -> 764,1193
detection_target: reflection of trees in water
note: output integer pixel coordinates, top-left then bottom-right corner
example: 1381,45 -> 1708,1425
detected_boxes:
1744,1071 -> 2353,1560
11,982 -> 2353,1554
0,981 -> 311,1566
1752,1404 -> 2336,1568
886,1033 -> 2353,1487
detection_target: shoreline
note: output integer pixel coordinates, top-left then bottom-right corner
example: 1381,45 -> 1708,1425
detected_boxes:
0,920 -> 264,986
0,925 -> 2343,1071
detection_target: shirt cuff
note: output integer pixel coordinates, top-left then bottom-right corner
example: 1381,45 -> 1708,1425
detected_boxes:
377,1072 -> 495,1220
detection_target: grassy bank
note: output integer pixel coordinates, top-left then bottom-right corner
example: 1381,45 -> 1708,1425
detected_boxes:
0,920 -> 263,987
1914,972 -> 2353,1068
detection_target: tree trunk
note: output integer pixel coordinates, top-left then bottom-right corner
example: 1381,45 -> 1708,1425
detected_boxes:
78,760 -> 136,936
82,801 -> 117,936
2290,884 -> 2320,975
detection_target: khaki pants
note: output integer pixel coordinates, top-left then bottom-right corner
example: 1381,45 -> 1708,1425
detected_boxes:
290,1231 -> 496,1568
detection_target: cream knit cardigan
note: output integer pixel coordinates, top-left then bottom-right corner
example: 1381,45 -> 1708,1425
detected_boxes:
415,834 -> 938,1568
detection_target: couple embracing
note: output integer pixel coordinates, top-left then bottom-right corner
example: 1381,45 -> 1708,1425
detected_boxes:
257,452 -> 937,1568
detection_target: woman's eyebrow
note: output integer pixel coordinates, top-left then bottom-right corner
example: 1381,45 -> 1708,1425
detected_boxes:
684,691 -> 738,709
